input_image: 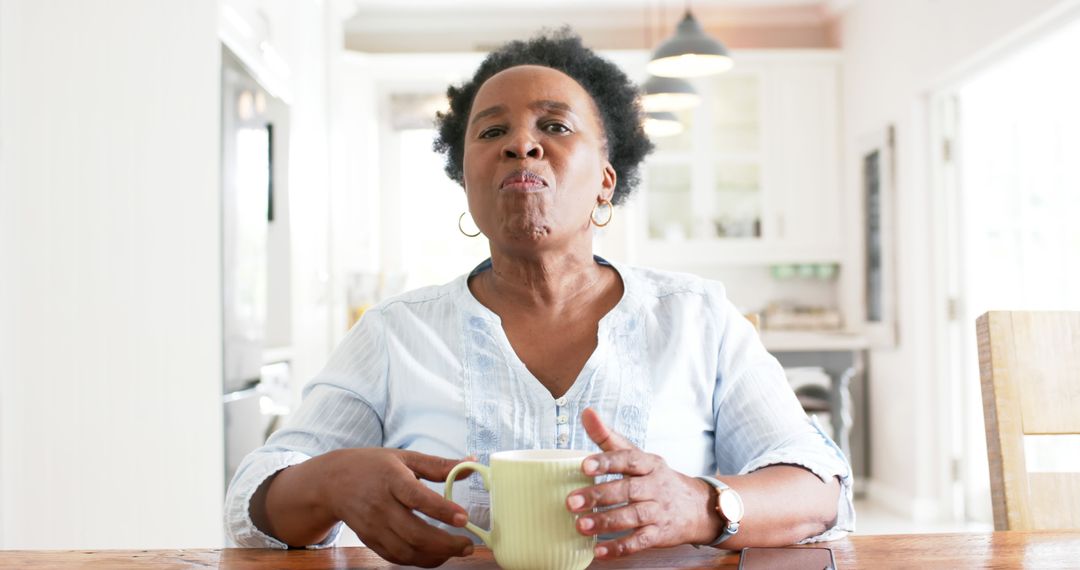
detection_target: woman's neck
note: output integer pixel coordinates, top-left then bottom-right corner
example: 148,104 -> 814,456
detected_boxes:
480,246 -> 608,311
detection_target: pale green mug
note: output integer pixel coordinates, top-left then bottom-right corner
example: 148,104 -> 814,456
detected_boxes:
445,449 -> 595,570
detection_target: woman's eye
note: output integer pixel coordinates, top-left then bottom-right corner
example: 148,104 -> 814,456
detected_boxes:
543,123 -> 571,134
478,127 -> 505,139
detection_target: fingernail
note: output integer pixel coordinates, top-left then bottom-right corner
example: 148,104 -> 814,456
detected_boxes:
453,513 -> 468,526
578,517 -> 594,531
583,459 -> 598,473
595,546 -> 608,557
461,545 -> 474,556
567,495 -> 585,510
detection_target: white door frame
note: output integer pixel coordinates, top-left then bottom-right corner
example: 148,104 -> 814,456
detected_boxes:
925,0 -> 1080,522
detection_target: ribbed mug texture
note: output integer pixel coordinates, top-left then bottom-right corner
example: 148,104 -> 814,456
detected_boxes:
487,450 -> 595,570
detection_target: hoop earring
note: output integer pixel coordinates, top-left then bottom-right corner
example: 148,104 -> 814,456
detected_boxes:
458,212 -> 481,237
591,198 -> 614,227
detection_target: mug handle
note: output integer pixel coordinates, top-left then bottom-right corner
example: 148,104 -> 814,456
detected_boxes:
444,461 -> 492,544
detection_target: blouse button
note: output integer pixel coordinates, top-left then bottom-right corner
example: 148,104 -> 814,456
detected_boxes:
555,397 -> 568,407
557,433 -> 569,445
556,415 -> 568,425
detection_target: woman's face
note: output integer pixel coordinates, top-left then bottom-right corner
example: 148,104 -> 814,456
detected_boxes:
462,65 -> 616,254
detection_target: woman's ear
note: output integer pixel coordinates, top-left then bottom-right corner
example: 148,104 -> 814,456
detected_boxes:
601,163 -> 617,202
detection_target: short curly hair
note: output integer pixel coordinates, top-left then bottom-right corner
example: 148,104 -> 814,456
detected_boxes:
433,28 -> 653,206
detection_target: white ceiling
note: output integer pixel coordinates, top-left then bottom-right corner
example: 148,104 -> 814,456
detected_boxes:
341,0 -> 857,53
348,0 -> 843,10
344,0 -> 856,33
354,0 -> 816,7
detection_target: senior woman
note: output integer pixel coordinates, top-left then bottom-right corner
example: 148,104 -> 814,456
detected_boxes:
225,30 -> 853,567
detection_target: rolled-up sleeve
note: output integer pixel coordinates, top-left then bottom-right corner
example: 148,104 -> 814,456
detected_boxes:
710,287 -> 855,542
224,309 -> 390,548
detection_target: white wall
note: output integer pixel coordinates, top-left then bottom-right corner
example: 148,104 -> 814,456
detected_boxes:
836,0 -> 1074,519
0,0 -> 223,548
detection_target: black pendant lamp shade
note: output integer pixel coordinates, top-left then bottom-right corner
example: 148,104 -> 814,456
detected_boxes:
647,11 -> 733,78
643,111 -> 684,138
642,74 -> 701,112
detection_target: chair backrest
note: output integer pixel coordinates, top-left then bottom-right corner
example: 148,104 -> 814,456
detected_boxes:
977,311 -> 1080,530
745,312 -> 761,330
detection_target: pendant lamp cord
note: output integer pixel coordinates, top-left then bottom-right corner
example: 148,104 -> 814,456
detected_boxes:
643,1 -> 649,49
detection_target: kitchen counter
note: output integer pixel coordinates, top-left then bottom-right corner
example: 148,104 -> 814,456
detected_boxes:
760,329 -> 869,352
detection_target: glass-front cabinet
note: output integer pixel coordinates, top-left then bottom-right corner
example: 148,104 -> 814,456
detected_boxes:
647,72 -> 762,242
633,52 -> 842,267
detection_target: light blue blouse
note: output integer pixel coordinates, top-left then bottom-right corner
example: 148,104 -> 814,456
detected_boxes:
225,258 -> 855,548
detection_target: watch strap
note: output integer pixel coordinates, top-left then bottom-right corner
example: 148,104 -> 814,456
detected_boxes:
696,475 -> 740,547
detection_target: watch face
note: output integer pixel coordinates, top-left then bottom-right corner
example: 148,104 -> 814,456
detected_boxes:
719,489 -> 744,522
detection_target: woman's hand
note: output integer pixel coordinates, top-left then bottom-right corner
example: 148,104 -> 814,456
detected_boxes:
322,448 -> 476,567
261,448 -> 475,568
566,408 -> 722,560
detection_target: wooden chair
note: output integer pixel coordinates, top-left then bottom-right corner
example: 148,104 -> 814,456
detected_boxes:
745,312 -> 761,330
977,311 -> 1080,530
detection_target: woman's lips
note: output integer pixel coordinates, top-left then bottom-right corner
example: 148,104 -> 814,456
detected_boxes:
500,169 -> 548,192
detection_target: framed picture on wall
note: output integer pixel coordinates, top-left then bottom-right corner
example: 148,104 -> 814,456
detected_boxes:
859,125 -> 898,348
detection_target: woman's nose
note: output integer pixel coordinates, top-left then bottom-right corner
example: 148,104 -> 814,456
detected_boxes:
502,133 -> 543,160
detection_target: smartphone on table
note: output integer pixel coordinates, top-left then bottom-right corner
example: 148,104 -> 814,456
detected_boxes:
738,546 -> 836,570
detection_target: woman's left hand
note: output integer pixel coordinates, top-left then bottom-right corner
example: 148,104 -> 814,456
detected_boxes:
567,408 -> 721,559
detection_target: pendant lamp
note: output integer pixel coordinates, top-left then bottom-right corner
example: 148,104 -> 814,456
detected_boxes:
643,111 -> 685,138
641,75 -> 701,113
647,10 -> 733,78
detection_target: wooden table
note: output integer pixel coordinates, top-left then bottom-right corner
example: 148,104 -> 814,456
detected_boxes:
4,532 -> 1080,568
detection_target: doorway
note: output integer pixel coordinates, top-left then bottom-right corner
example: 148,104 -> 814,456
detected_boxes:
934,14 -> 1080,524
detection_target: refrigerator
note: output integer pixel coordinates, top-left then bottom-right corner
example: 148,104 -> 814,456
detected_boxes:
221,46 -> 292,486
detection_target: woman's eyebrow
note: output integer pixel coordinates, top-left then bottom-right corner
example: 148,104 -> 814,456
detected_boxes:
530,100 -> 573,114
470,105 -> 506,125
469,100 -> 576,126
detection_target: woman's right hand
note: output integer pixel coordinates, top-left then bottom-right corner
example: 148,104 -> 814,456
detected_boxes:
256,447 -> 476,567
317,448 -> 477,567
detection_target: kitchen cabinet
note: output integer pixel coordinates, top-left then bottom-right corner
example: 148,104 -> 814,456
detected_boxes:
630,51 -> 842,268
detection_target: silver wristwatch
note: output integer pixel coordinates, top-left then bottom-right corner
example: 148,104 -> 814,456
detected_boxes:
696,475 -> 744,546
